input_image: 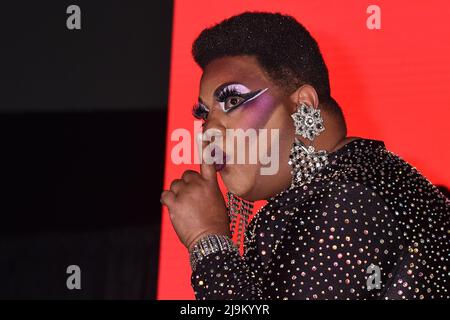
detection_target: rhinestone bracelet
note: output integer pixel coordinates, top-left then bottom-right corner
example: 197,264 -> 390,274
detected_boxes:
189,234 -> 238,272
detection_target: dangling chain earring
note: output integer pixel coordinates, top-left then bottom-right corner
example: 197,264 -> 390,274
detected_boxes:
226,191 -> 254,248
289,102 -> 329,188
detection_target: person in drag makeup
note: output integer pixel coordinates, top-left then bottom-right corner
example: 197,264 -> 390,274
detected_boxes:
161,12 -> 449,300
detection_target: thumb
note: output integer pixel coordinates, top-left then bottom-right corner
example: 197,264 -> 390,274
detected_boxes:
199,131 -> 221,182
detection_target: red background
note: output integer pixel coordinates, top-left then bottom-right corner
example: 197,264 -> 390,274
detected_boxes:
157,0 -> 450,299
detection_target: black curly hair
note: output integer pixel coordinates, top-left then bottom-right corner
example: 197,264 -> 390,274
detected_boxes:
192,11 -> 346,128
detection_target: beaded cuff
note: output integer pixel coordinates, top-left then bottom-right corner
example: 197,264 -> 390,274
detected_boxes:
189,234 -> 238,272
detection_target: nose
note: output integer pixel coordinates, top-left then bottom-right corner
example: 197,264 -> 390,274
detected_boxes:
200,127 -> 223,150
197,106 -> 228,152
195,125 -> 226,166
202,108 -> 226,136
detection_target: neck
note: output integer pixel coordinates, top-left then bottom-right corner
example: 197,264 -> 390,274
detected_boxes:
300,109 -> 349,153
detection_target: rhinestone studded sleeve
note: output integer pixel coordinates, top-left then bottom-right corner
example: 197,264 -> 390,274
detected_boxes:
191,243 -> 264,300
190,139 -> 449,300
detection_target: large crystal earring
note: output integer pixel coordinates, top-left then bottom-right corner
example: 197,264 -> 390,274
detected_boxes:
291,102 -> 325,141
289,102 -> 329,188
226,192 -> 254,249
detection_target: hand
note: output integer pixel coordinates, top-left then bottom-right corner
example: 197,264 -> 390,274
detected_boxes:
160,162 -> 231,252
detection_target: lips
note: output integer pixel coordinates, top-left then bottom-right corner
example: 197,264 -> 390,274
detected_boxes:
214,162 -> 226,172
211,148 -> 227,172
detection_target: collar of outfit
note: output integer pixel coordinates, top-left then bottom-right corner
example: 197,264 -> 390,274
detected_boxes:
189,138 -> 450,300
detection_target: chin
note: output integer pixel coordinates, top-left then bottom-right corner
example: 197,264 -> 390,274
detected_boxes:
220,165 -> 258,200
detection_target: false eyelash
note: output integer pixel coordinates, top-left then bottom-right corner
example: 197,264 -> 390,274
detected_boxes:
216,87 -> 241,102
192,103 -> 209,120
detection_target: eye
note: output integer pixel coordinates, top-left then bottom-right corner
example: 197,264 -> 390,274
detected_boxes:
217,86 -> 247,112
222,95 -> 246,112
192,102 -> 209,120
215,84 -> 268,114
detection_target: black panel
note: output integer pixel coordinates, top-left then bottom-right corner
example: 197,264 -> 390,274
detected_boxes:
0,1 -> 173,299
1,0 -> 173,112
0,110 -> 167,233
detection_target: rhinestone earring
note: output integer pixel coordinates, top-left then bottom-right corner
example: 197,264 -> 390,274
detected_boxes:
291,102 -> 325,141
226,192 -> 253,249
289,102 -> 328,188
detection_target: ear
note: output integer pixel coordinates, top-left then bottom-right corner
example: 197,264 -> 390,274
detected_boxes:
288,84 -> 320,113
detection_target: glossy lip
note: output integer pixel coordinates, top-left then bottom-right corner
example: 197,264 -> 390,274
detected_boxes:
211,148 -> 228,172
214,162 -> 226,172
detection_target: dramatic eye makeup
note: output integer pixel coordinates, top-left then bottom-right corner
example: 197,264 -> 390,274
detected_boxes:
215,83 -> 268,113
192,83 -> 268,120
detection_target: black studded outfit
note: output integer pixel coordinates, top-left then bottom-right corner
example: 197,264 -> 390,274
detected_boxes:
191,138 -> 449,300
